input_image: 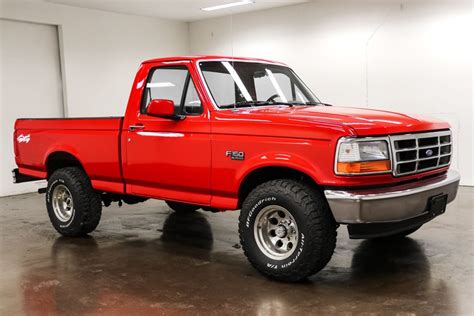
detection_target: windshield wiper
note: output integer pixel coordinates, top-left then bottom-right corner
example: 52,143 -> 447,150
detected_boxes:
264,101 -> 333,107
221,100 -> 292,109
221,100 -> 332,109
307,101 -> 332,106
220,101 -> 263,109
266,101 -> 327,107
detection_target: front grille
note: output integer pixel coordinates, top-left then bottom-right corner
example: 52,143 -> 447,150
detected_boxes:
389,130 -> 452,176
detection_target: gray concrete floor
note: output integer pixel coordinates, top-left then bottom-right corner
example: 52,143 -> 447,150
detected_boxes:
0,187 -> 472,315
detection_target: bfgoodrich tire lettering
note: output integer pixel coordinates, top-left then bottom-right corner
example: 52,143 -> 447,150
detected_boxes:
46,167 -> 102,237
239,179 -> 337,282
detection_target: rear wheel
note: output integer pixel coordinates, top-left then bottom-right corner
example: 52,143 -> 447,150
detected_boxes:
165,201 -> 200,213
46,167 -> 102,237
239,179 -> 337,282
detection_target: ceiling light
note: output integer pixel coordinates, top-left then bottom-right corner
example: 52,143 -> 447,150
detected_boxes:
201,0 -> 255,11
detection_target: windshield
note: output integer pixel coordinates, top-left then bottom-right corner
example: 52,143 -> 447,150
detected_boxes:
199,61 -> 321,109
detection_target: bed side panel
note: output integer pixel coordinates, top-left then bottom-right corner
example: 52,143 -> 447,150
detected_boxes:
14,118 -> 124,194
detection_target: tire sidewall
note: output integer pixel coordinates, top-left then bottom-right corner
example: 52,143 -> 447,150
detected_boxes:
241,192 -> 312,273
46,175 -> 82,235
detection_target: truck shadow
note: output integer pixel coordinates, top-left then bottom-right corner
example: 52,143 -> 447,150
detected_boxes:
160,211 -> 214,251
351,237 -> 430,278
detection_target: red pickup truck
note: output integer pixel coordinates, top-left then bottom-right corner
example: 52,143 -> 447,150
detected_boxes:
13,56 -> 460,282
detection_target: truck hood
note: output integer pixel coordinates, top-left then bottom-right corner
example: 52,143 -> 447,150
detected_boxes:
233,105 -> 450,136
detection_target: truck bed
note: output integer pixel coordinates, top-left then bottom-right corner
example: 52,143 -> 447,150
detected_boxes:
14,117 -> 125,194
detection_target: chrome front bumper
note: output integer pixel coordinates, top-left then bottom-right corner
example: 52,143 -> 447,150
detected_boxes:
324,170 -> 460,224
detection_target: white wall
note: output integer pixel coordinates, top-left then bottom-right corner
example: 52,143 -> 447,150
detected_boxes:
189,0 -> 473,186
0,0 -> 189,117
0,0 -> 189,196
1,19 -> 64,197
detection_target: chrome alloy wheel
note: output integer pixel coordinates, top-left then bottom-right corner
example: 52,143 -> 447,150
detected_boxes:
254,205 -> 299,260
52,184 -> 74,222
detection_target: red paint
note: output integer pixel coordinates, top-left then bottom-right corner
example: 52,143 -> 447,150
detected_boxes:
14,56 -> 451,210
146,99 -> 176,118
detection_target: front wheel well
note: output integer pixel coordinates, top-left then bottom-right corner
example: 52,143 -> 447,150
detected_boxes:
46,152 -> 84,178
238,166 -> 319,208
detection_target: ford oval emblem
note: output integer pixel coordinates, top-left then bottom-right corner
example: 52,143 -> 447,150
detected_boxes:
425,149 -> 434,157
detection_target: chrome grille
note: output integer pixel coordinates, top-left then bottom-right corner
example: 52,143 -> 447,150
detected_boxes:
389,130 -> 452,176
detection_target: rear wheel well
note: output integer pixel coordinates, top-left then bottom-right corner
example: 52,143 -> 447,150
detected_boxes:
46,152 -> 83,178
238,167 -> 318,208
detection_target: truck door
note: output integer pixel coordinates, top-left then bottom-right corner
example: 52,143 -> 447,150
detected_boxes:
124,63 -> 211,205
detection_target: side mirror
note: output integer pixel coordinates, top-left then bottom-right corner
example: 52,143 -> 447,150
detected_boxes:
146,99 -> 184,120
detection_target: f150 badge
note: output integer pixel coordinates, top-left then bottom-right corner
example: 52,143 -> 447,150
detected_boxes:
17,134 -> 31,144
226,150 -> 245,160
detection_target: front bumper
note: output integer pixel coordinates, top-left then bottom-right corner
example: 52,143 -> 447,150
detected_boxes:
324,170 -> 460,224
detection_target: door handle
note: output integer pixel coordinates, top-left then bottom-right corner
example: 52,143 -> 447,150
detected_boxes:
129,124 -> 145,132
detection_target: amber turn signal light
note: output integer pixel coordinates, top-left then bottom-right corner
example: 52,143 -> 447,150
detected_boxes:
337,160 -> 391,174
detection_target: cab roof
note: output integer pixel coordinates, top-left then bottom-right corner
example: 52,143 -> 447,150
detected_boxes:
142,55 -> 287,66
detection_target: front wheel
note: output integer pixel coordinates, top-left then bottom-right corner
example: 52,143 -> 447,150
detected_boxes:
239,179 -> 337,282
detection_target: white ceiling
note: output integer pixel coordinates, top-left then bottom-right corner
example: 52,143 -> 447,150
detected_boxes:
45,0 -> 310,22
44,0 -> 466,21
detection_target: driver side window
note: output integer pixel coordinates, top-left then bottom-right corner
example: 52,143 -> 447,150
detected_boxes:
142,66 -> 203,115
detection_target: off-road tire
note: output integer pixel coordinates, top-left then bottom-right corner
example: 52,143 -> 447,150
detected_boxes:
46,167 -> 102,237
166,201 -> 200,213
239,179 -> 337,282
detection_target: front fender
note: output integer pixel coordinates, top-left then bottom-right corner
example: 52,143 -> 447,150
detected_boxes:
236,151 -> 322,189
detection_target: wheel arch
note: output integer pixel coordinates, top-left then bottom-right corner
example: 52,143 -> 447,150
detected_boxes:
237,165 -> 320,208
45,151 -> 85,178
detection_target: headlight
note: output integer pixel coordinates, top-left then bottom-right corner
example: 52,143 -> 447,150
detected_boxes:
335,138 -> 391,175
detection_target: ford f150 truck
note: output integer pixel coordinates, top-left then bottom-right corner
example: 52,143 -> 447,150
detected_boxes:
13,56 -> 460,282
